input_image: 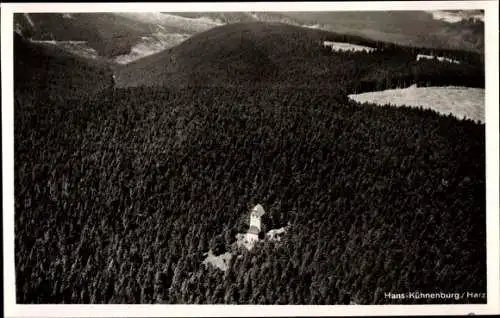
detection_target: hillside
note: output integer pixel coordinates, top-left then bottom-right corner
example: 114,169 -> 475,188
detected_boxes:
14,33 -> 113,100
116,22 -> 321,87
282,11 -> 484,53
14,32 -> 115,152
116,22 -> 484,90
166,11 -> 485,53
14,13 -> 153,58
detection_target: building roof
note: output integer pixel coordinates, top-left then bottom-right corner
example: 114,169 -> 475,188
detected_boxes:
251,204 -> 265,217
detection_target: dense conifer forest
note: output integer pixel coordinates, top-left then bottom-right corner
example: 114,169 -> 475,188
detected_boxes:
116,22 -> 484,90
14,21 -> 486,304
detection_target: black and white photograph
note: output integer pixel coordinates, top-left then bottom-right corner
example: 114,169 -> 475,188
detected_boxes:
2,1 -> 499,316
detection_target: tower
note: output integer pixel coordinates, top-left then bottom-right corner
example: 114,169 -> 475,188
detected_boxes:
248,204 -> 265,236
234,204 -> 266,251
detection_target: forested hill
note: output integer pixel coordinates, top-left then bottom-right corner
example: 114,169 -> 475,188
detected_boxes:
14,32 -> 115,154
14,13 -> 153,58
14,33 -> 114,103
115,22 -> 484,90
14,20 -> 486,305
15,85 -> 486,304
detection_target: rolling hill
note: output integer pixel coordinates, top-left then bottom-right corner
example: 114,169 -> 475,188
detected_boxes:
115,22 -> 484,90
14,13 -> 158,59
14,11 -> 484,65
166,11 -> 485,53
115,22 -> 330,87
14,32 -> 113,99
281,11 -> 484,53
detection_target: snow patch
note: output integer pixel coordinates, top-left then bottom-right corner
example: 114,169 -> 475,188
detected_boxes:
62,13 -> 74,19
304,24 -> 322,29
348,86 -> 485,123
323,41 -> 375,53
31,40 -> 86,45
427,10 -> 484,23
416,54 -> 460,64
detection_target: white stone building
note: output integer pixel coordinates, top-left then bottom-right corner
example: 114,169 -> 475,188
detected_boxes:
235,204 -> 265,251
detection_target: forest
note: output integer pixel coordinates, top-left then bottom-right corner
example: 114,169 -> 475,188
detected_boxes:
116,22 -> 484,90
13,21 -> 486,305
14,13 -> 147,58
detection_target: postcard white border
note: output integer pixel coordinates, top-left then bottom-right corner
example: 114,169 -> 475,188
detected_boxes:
2,1 -> 499,317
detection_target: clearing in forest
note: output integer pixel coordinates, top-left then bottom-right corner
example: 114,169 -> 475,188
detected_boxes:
348,85 -> 485,123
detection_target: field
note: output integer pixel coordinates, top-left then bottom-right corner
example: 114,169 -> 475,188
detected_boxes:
349,86 -> 485,123
14,21 -> 487,305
